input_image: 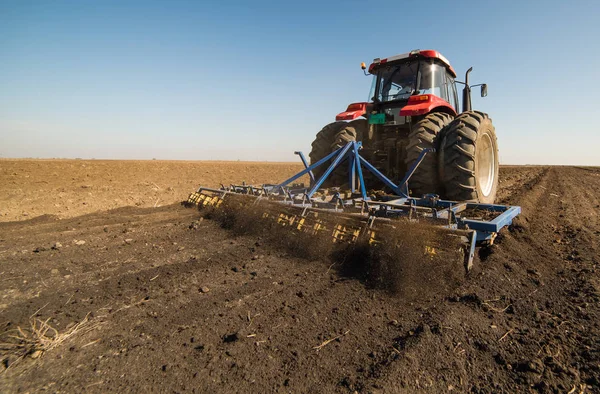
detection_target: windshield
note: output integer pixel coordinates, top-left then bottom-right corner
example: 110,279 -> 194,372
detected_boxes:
369,61 -> 419,102
369,59 -> 450,103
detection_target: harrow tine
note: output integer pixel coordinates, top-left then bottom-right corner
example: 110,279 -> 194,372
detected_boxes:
465,231 -> 477,272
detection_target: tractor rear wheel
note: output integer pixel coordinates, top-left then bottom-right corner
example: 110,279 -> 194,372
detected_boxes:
331,118 -> 367,149
439,111 -> 499,203
329,118 -> 367,187
309,121 -> 347,187
405,112 -> 453,197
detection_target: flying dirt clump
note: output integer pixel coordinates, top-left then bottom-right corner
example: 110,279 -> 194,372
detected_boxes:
200,196 -> 335,261
333,224 -> 465,299
198,196 -> 465,297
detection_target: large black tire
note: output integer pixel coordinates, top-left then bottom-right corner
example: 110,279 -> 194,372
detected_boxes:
405,112 -> 454,197
308,121 -> 347,187
331,118 -> 367,149
439,111 -> 499,203
327,119 -> 368,187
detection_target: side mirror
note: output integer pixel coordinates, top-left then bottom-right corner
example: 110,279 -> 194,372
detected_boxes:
481,84 -> 488,97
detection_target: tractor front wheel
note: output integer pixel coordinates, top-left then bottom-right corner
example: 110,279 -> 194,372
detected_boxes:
439,111 -> 499,203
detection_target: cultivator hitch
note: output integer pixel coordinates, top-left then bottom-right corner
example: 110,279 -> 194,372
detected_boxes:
187,141 -> 521,271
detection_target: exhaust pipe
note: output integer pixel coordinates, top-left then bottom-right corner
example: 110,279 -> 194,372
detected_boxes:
462,67 -> 473,112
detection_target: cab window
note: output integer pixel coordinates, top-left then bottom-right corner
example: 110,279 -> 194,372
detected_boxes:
418,62 -> 448,101
445,74 -> 458,109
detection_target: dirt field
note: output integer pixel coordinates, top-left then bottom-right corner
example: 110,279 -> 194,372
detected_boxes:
1,161 -> 599,393
0,159 -> 305,223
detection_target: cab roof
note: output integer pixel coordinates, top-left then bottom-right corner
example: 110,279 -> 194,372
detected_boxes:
368,49 -> 457,78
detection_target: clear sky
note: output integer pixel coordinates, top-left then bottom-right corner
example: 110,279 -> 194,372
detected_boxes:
1,0 -> 599,164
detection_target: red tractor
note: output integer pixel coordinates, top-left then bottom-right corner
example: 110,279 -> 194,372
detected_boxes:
309,49 -> 499,204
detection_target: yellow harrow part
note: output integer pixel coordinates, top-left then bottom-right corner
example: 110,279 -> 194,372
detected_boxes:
263,211 -> 330,237
269,210 -> 377,244
186,191 -> 223,208
188,189 -> 378,245
185,189 -> 464,272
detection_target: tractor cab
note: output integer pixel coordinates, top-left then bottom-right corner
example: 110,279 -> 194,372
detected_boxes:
370,57 -> 459,110
367,50 -> 459,119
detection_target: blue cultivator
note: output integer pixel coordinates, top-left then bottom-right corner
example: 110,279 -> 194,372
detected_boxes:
187,142 -> 521,271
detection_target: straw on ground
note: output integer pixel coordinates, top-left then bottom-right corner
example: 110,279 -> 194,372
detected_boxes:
0,312 -> 102,369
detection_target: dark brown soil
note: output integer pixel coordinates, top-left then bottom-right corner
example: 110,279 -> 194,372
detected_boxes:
1,164 -> 599,393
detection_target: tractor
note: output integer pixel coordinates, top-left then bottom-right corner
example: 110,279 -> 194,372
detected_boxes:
186,49 -> 519,271
309,49 -> 499,204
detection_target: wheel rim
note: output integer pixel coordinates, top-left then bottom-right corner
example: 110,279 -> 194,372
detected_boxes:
477,133 -> 496,197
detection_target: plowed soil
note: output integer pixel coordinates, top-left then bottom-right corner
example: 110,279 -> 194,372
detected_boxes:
1,161 -> 599,393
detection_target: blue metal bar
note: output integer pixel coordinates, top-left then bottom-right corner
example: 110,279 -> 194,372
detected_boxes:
466,231 -> 477,271
354,143 -> 368,199
449,203 -> 468,213
465,202 -> 517,212
421,199 -> 454,208
458,220 -> 495,232
460,206 -> 521,232
294,151 -> 315,184
277,145 -> 345,188
432,202 -> 468,219
358,155 -> 406,197
396,148 -> 433,197
381,198 -> 409,205
415,200 -> 515,213
489,206 -> 521,226
348,146 -> 356,193
475,231 -> 495,243
307,142 -> 353,197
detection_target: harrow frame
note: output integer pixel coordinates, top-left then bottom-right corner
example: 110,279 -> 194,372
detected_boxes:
187,141 -> 521,271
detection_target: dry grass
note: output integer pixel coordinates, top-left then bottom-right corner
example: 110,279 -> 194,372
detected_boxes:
0,313 -> 102,370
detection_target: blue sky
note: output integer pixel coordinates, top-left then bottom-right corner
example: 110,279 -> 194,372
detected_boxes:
1,0 -> 599,164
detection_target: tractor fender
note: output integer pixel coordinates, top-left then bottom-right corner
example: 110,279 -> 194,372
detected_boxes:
399,95 -> 457,117
336,102 -> 367,121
